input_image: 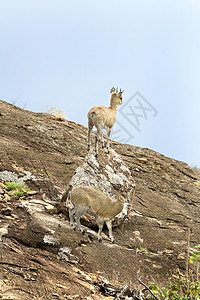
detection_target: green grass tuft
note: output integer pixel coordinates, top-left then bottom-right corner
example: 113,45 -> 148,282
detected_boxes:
5,181 -> 31,197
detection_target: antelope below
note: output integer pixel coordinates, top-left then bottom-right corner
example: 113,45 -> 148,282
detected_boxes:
68,185 -> 130,243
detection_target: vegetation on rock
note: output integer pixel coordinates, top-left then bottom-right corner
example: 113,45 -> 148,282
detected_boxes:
5,181 -> 31,197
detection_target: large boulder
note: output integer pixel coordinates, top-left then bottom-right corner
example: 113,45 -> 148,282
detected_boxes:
64,147 -> 135,227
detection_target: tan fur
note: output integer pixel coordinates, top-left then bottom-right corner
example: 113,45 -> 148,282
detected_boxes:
87,87 -> 124,155
71,186 -> 124,218
69,185 -> 129,242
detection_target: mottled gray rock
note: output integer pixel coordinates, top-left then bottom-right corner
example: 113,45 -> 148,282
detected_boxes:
69,148 -> 135,197
0,170 -> 43,183
65,148 -> 135,226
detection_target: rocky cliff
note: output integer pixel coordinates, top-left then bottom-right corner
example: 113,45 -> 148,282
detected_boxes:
0,99 -> 200,299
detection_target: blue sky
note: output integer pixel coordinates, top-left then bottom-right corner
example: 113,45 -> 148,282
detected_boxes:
0,0 -> 200,167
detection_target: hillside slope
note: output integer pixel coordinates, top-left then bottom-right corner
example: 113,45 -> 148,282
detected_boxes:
0,100 -> 200,299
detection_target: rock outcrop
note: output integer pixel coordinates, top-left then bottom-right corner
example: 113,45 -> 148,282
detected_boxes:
64,148 -> 135,229
0,99 -> 200,299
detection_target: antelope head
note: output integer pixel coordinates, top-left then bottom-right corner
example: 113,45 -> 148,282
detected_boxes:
110,87 -> 124,105
117,87 -> 124,105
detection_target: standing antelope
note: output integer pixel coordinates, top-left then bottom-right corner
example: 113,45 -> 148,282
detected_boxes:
68,185 -> 130,243
87,87 -> 124,156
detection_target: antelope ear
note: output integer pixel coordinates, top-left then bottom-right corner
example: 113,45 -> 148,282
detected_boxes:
110,87 -> 115,93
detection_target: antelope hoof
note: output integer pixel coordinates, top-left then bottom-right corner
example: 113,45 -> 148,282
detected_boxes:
70,223 -> 76,230
72,226 -> 76,231
88,234 -> 93,241
110,236 -> 114,243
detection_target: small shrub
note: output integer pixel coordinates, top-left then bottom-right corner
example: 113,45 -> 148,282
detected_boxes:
190,245 -> 200,264
5,182 -> 24,191
5,181 -> 31,197
147,237 -> 200,300
14,191 -> 26,197
148,272 -> 200,299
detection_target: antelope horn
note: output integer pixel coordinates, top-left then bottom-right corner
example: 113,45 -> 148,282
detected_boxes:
116,87 -> 118,93
120,88 -> 124,94
110,87 -> 115,93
